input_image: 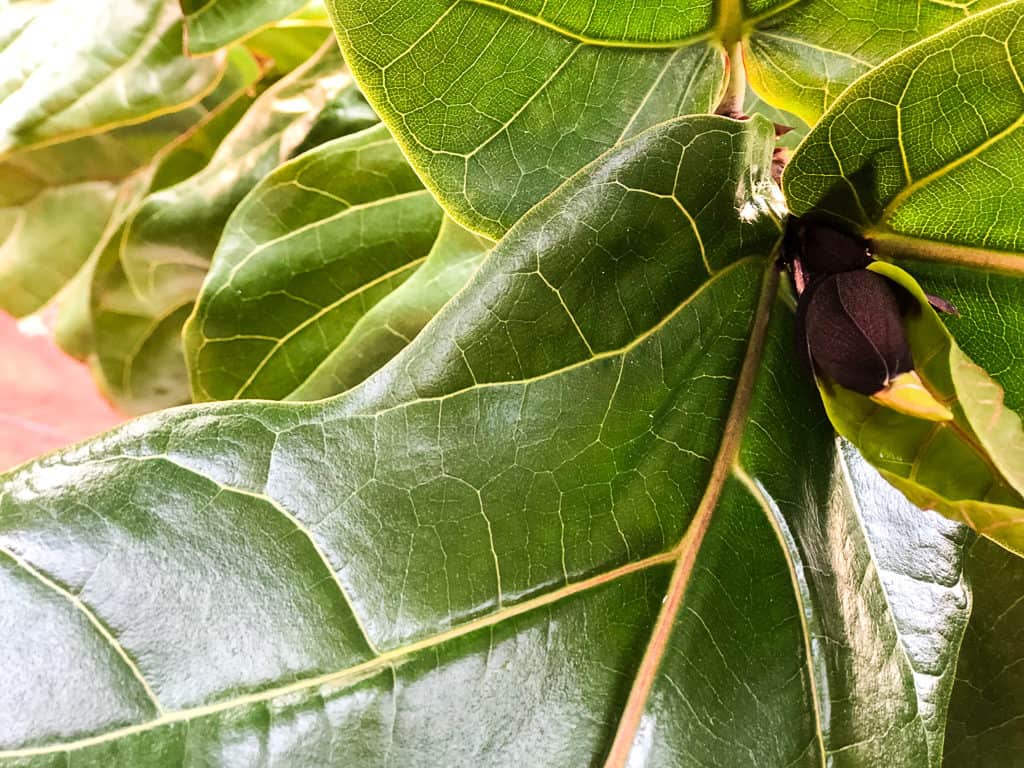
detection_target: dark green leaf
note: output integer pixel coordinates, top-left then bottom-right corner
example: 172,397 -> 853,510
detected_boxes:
839,442 -> 970,764
944,533 -> 1024,765
185,124 -> 476,402
0,115 -> 974,767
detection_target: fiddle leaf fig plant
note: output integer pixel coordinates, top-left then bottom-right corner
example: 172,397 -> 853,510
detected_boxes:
1,1 -> 1023,766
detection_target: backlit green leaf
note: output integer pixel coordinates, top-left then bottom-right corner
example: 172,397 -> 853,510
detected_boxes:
0,0 -> 225,153
328,0 -> 728,236
328,0 -> 1008,237
742,0 -> 1008,125
784,2 -> 1024,270
243,8 -> 334,73
181,0 -> 316,55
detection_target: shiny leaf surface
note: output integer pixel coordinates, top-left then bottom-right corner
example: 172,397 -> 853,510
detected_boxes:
945,533 -> 1024,765
0,115 -> 978,767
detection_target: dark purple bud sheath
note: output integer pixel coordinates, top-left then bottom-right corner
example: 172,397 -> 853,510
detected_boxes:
783,213 -> 955,421
799,270 -> 913,395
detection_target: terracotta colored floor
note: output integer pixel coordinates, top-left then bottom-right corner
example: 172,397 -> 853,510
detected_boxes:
0,311 -> 125,472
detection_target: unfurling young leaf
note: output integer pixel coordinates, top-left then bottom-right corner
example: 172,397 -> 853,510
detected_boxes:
819,262 -> 1024,557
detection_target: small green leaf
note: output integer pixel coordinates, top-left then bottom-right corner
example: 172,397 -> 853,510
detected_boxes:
888,262 -> 1024,415
185,123 -> 449,402
743,85 -> 806,150
243,10 -> 334,73
90,45 -> 372,414
819,262 -> 1024,557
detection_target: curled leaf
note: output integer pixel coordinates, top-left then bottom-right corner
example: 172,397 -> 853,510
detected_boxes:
818,262 -> 1024,557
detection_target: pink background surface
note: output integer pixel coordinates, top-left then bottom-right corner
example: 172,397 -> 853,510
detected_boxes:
0,311 -> 125,471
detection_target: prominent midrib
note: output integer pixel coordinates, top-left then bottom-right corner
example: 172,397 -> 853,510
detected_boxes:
603,263 -> 780,767
0,548 -> 679,759
461,0 -> 714,49
2,246 -> 779,759
866,231 -> 1024,276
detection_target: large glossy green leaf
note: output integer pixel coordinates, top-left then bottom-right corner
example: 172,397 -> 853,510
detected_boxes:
327,0 -> 1007,237
89,47 -> 377,414
0,115 -> 975,767
181,0 -> 317,55
184,124 -> 485,403
838,442 -> 970,763
0,0 -> 239,318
